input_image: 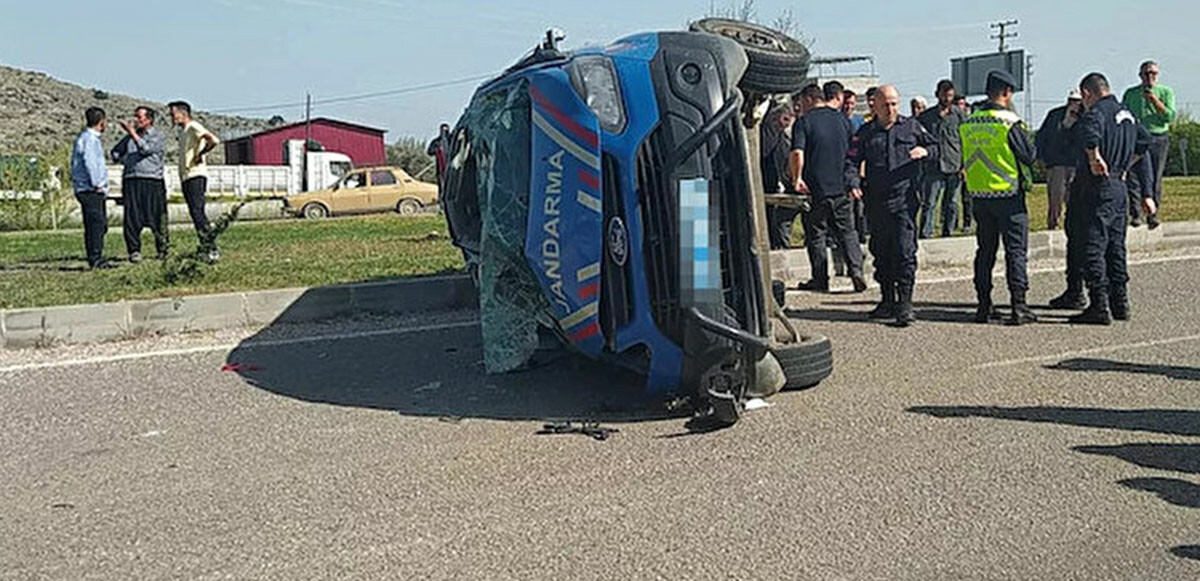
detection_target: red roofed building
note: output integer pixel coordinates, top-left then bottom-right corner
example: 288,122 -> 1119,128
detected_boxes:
223,118 -> 387,167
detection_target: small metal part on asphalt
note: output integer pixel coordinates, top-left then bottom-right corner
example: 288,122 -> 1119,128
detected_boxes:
537,422 -> 619,441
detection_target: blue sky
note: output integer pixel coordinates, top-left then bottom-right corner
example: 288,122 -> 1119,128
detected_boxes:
2,0 -> 1196,141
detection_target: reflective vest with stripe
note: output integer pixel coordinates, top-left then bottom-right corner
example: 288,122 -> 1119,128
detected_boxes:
959,109 -> 1023,198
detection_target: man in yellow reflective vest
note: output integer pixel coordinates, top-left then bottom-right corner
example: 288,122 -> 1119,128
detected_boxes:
959,70 -> 1039,325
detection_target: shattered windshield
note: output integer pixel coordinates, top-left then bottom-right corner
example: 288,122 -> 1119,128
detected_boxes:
451,81 -> 551,373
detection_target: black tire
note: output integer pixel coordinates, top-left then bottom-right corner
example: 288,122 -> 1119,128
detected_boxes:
302,203 -> 329,219
773,335 -> 832,391
690,18 -> 811,95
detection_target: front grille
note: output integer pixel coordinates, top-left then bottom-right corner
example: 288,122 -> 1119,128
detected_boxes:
600,154 -> 633,350
636,128 -> 684,342
636,119 -> 763,345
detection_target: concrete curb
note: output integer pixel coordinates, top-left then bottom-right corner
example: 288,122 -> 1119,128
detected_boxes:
770,220 -> 1200,286
4,220 -> 1199,350
1,275 -> 477,350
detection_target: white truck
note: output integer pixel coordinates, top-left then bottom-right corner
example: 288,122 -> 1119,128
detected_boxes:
107,140 -> 352,199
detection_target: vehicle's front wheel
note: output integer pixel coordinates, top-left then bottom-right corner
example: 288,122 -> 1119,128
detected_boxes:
302,203 -> 329,219
397,198 -> 422,216
774,335 -> 833,391
690,18 -> 811,95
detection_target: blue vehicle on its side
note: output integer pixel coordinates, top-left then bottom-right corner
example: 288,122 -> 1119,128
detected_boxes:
443,22 -> 831,425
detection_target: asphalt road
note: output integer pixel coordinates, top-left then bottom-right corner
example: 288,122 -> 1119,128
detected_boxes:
3,254 -> 1200,580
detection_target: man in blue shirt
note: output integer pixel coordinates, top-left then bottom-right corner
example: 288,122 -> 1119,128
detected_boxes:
71,107 -> 113,269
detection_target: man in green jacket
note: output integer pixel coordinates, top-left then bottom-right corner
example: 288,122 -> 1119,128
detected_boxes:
1122,60 -> 1176,229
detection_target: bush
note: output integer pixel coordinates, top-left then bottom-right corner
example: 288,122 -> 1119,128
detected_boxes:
1167,117 -> 1200,177
0,147 -> 73,231
387,136 -> 437,181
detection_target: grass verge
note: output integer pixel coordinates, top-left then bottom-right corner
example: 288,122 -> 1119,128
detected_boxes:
0,214 -> 462,309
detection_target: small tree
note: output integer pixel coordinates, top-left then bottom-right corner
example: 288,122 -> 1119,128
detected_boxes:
387,136 -> 437,181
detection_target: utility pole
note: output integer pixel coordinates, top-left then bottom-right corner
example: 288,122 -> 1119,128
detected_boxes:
991,19 -> 1018,53
304,93 -> 311,192
1025,53 -> 1035,121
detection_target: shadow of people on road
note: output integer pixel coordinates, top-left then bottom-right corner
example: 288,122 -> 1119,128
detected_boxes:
1046,358 -> 1200,381
907,406 -> 1200,437
1120,477 -> 1200,509
225,289 -> 681,424
1074,443 -> 1200,474
911,404 -> 1200,562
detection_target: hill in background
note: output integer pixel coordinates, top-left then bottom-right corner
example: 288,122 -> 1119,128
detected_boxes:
0,64 -> 272,163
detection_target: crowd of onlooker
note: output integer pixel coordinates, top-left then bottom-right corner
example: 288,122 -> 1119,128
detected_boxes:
761,60 -> 1177,328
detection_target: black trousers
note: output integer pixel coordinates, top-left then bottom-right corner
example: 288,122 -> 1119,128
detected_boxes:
75,191 -> 108,266
803,196 -> 864,284
866,202 -> 918,289
972,195 -> 1030,302
1126,135 -> 1170,219
182,176 -> 214,249
1063,182 -> 1086,294
768,205 -> 800,250
1082,180 -> 1130,295
122,177 -> 169,255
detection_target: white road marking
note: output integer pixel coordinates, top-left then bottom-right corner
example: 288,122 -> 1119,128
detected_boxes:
975,333 -> 1200,370
917,253 -> 1200,287
0,320 -> 479,375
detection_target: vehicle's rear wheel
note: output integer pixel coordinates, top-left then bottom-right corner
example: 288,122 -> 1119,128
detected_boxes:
773,335 -> 833,391
397,198 -> 422,216
690,18 -> 811,95
302,203 -> 329,219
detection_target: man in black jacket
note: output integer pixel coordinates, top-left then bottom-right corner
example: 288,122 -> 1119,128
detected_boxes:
1035,91 -> 1084,231
845,85 -> 939,327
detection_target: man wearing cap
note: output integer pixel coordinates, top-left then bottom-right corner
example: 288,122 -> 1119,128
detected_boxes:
959,70 -> 1038,326
1036,90 -> 1084,231
845,85 -> 939,327
1069,72 -> 1154,325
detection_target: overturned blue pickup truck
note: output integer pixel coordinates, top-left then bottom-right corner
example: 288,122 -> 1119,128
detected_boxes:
442,20 -> 831,425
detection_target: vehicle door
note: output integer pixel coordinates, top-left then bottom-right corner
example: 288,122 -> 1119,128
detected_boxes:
367,169 -> 403,211
332,170 -> 371,214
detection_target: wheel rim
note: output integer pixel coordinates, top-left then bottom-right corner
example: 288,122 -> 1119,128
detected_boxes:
304,204 -> 326,218
708,22 -> 785,51
399,200 -> 419,215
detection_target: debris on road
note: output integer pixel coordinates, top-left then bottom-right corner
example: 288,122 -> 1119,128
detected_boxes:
537,422 -> 619,441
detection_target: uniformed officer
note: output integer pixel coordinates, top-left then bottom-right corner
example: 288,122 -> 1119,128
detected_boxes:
1070,72 -> 1154,325
845,85 -> 939,327
959,70 -> 1039,325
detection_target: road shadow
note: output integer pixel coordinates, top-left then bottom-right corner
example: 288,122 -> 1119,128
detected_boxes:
907,406 -> 1200,437
1120,478 -> 1200,509
226,289 -> 682,424
1075,443 -> 1200,474
1046,358 -> 1200,381
911,405 -> 1200,562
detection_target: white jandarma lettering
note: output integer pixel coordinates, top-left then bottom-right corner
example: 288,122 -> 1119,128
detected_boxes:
541,149 -> 569,311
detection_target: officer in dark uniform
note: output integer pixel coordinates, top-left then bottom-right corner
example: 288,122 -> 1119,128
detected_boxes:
1070,72 -> 1154,325
845,85 -> 939,327
958,70 -> 1039,325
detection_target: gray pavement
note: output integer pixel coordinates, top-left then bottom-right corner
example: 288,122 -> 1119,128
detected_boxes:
3,254 -> 1200,580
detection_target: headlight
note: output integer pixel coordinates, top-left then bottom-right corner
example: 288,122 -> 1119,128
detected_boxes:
571,55 -> 626,133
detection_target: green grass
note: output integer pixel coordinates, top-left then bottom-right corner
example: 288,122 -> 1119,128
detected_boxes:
791,176 -> 1200,246
0,214 -> 463,309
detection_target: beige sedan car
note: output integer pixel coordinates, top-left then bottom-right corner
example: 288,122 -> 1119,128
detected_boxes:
287,167 -> 438,218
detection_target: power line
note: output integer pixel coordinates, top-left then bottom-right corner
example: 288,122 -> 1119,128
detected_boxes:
209,72 -> 496,114
990,19 -> 1018,53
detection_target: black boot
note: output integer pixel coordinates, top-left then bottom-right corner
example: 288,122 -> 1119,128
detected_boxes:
868,283 -> 896,320
1070,289 -> 1113,326
1049,285 -> 1086,310
1008,293 -> 1039,326
975,301 -> 1000,324
1110,286 -> 1131,321
893,284 -> 916,327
